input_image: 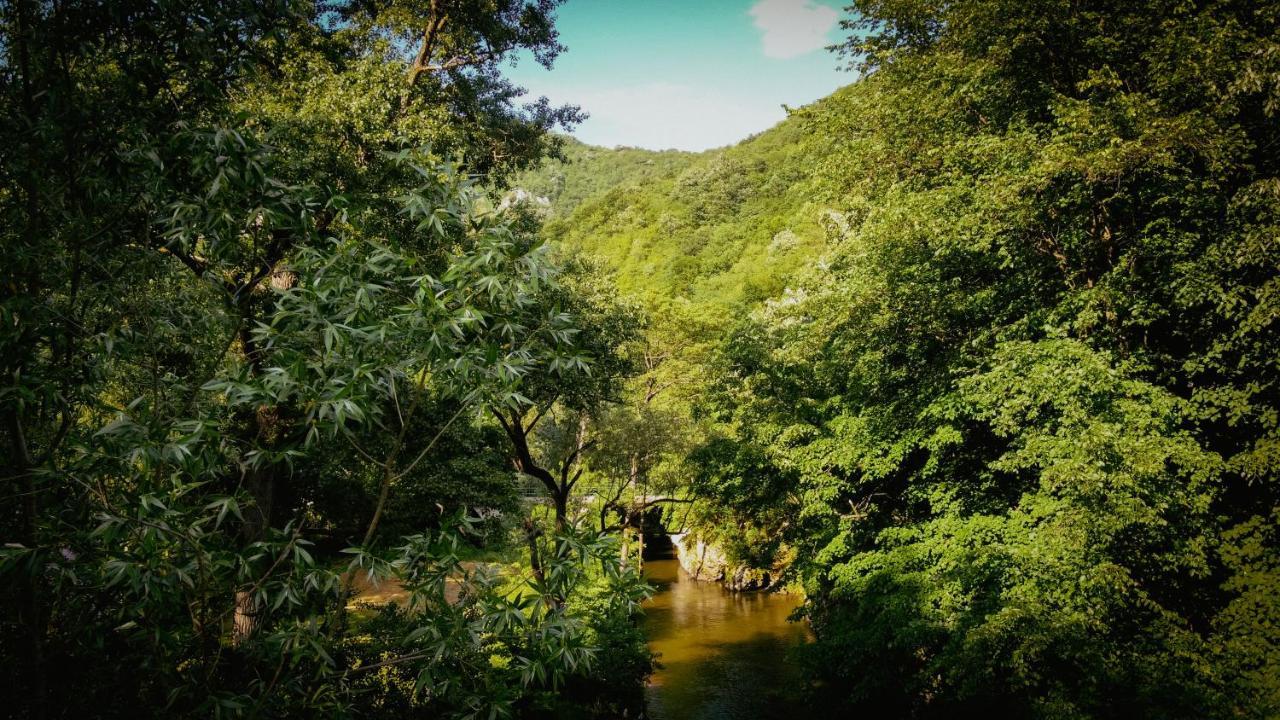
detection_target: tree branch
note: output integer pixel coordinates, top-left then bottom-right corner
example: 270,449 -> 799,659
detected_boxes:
406,0 -> 448,88
392,402 -> 468,482
159,245 -> 208,277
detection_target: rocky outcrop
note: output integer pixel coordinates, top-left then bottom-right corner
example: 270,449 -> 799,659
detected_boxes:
670,533 -> 774,591
726,565 -> 772,592
670,533 -> 727,582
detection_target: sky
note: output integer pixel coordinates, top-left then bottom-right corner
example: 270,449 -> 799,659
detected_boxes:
503,0 -> 853,152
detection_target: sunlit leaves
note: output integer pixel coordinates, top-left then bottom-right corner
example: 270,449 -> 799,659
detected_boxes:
339,519 -> 649,718
655,1 -> 1280,715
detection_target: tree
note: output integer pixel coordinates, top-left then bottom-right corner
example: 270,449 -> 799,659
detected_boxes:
486,252 -> 641,531
0,1 -> 653,716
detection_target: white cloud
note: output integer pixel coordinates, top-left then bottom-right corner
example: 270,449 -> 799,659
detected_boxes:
560,82 -> 786,152
749,0 -> 839,59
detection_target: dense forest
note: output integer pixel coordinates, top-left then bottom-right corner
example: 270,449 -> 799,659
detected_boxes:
3,1 -> 1279,719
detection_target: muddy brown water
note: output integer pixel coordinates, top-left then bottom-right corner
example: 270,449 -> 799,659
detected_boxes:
641,552 -> 811,720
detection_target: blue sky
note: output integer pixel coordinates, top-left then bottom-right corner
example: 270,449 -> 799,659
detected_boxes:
504,0 -> 853,152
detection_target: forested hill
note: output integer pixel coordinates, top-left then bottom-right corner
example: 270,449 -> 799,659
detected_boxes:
516,91 -> 851,313
520,4 -> 1280,712
513,137 -> 695,219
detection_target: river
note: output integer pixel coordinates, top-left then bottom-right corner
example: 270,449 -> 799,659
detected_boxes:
641,549 -> 811,720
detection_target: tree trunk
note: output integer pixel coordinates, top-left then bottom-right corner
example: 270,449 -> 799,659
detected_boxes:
361,463 -> 395,548
551,488 -> 568,532
232,401 -> 278,645
232,591 -> 258,646
637,525 -> 645,571
523,518 -> 560,610
493,407 -> 568,529
232,463 -> 274,646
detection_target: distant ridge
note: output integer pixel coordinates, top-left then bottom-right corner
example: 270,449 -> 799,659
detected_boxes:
514,86 -> 857,313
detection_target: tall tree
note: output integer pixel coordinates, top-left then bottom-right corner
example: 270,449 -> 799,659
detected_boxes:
487,252 -> 640,530
0,2 -> 649,717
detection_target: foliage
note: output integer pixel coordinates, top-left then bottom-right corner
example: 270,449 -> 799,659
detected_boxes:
667,1 -> 1280,716
514,137 -> 696,218
529,116 -> 830,311
0,1 -> 651,717
342,520 -> 652,719
296,410 -> 519,545
7,0 -> 1280,716
524,1 -> 1280,717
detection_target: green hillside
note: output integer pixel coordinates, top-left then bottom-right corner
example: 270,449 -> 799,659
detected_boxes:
518,93 -> 853,314
515,137 -> 696,218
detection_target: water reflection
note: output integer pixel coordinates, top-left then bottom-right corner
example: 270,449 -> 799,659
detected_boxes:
641,553 -> 810,720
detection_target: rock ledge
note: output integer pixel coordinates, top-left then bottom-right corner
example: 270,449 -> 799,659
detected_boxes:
670,533 -> 773,591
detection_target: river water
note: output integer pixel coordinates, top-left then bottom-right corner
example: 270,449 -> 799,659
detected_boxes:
641,552 -> 810,720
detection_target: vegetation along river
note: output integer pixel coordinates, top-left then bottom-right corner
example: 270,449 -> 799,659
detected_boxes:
641,548 -> 811,720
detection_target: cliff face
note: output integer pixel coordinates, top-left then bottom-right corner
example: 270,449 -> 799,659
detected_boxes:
669,533 -> 773,591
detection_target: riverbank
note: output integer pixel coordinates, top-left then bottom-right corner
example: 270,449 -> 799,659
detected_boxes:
668,533 -> 791,592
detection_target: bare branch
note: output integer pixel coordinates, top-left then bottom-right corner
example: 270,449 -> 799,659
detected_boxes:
392,403 -> 469,482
